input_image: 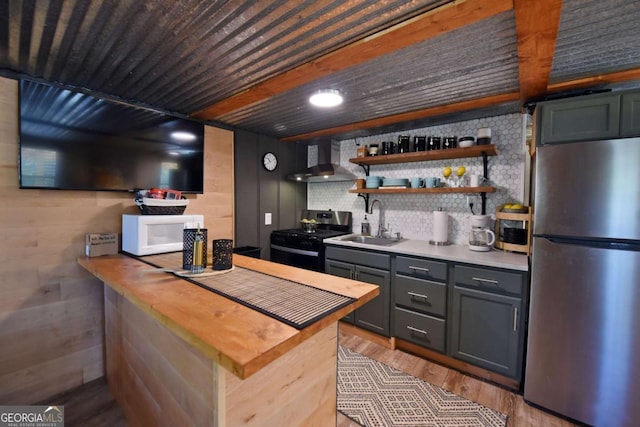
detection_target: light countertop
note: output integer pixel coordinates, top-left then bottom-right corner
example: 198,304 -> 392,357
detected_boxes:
324,234 -> 529,271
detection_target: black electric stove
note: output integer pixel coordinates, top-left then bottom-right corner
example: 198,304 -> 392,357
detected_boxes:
270,210 -> 352,272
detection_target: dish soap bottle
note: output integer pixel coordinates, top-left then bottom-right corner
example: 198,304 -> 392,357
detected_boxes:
361,215 -> 371,236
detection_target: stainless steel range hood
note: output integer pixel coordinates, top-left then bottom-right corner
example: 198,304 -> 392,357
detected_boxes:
287,141 -> 357,182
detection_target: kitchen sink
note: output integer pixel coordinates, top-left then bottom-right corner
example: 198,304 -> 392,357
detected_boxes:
339,235 -> 405,246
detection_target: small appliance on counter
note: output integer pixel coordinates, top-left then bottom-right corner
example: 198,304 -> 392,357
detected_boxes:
468,214 -> 495,252
494,204 -> 532,255
122,214 -> 204,256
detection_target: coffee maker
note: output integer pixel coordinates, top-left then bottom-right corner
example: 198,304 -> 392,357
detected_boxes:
469,215 -> 495,252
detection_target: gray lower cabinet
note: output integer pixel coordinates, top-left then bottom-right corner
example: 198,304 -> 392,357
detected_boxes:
393,255 -> 448,352
324,259 -> 357,323
449,264 -> 526,380
325,246 -> 391,336
326,246 -> 528,380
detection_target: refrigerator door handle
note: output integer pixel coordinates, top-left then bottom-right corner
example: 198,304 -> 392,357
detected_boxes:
535,235 -> 640,251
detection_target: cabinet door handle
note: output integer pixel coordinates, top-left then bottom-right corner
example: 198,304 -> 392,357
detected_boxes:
350,271 -> 355,280
513,307 -> 518,332
409,265 -> 430,273
407,291 -> 429,300
472,276 -> 499,285
407,326 -> 427,335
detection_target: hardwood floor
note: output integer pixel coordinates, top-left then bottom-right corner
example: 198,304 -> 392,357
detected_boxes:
337,330 -> 578,427
37,377 -> 127,427
45,328 -> 577,427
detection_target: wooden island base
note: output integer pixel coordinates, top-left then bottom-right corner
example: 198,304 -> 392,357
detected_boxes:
106,285 -> 338,426
79,254 -> 378,426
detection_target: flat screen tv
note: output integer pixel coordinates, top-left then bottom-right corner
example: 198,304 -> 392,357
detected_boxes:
19,80 -> 205,193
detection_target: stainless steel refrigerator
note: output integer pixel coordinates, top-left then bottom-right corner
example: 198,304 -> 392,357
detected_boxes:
525,137 -> 640,426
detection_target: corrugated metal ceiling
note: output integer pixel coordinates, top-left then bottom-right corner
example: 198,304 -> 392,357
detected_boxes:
2,0 -> 640,142
551,0 -> 640,82
1,0 -> 444,113
217,10 -> 520,138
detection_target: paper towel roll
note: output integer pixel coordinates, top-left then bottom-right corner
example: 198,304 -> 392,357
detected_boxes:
432,211 -> 448,243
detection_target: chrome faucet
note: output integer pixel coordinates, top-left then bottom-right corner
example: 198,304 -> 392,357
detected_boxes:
368,199 -> 387,238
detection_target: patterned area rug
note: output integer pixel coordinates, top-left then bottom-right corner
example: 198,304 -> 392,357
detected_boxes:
337,346 -> 508,427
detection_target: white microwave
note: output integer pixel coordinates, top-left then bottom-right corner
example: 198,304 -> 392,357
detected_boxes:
122,214 -> 204,256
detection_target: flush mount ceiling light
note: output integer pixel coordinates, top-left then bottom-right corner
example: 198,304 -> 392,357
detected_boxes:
170,131 -> 197,141
309,89 -> 343,108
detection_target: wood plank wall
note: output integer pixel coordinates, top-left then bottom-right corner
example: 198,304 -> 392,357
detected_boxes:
0,77 -> 234,404
104,286 -> 216,426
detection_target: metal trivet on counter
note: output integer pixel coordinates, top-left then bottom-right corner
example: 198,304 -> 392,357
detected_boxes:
132,252 -> 355,330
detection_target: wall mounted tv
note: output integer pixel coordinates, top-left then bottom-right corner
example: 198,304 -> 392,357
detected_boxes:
19,80 -> 205,193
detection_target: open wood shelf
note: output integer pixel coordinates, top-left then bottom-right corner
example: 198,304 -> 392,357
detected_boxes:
349,186 -> 496,194
349,144 -> 498,166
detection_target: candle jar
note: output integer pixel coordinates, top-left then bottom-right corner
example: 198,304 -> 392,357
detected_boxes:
183,228 -> 208,271
212,239 -> 233,270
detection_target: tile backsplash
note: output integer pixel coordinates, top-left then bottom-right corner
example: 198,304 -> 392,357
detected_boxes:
308,113 -> 528,245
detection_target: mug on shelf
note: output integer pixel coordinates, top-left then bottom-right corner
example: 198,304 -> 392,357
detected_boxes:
470,174 -> 488,187
426,177 -> 440,188
410,177 -> 425,188
366,176 -> 384,188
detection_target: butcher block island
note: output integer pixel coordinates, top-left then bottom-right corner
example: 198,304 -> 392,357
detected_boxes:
78,253 -> 379,427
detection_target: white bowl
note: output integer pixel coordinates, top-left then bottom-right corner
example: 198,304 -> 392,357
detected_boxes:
458,137 -> 475,148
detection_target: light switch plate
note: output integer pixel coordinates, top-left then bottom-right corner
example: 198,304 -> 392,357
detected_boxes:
265,213 -> 272,225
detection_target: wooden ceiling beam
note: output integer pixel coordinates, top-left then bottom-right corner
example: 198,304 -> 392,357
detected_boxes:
279,92 -> 521,142
281,67 -> 640,143
514,0 -> 563,103
547,68 -> 640,93
192,0 -> 514,121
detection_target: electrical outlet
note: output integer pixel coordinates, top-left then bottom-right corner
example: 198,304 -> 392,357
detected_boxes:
265,213 -> 272,225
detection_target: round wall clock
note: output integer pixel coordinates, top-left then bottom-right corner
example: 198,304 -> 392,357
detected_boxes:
262,152 -> 278,171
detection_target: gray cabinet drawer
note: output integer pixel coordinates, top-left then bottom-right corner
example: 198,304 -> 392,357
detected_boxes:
395,275 -> 446,317
394,307 -> 445,352
454,265 -> 523,296
325,246 -> 390,270
396,256 -> 447,282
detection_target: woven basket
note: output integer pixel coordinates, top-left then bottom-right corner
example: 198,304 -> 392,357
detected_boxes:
135,197 -> 189,215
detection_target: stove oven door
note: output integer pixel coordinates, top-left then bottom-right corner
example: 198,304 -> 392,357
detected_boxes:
270,232 -> 323,272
